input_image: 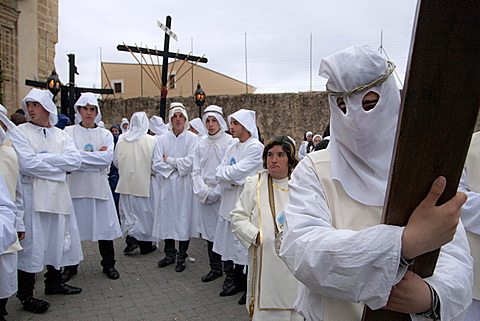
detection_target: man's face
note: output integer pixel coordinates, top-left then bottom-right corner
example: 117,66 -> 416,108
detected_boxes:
206,116 -> 221,135
171,112 -> 186,132
78,104 -> 98,125
26,101 -> 50,125
229,118 -> 245,139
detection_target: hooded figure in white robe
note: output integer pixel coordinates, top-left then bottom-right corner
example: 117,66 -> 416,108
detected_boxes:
149,115 -> 169,136
0,172 -> 17,318
8,88 -> 84,313
279,45 -> 473,321
0,109 -> 23,318
63,93 -> 122,281
459,132 -> 480,320
189,117 -> 207,137
114,112 -> 158,255
152,102 -> 198,272
192,105 -> 235,282
214,108 -> 263,297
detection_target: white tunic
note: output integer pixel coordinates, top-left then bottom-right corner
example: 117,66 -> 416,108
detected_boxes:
192,131 -> 235,241
231,171 -> 303,321
9,123 -> 84,272
114,134 -> 157,242
0,172 -> 18,299
280,150 -> 473,321
152,130 -> 198,241
214,136 -> 263,264
65,125 -> 122,241
459,131 -> 480,320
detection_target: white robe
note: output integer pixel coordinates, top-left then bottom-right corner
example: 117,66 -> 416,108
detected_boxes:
0,172 -> 18,299
459,131 -> 480,320
280,150 -> 473,321
152,130 -> 198,241
297,140 -> 310,160
192,131 -> 235,242
114,134 -> 157,242
214,136 -> 263,264
231,171 -> 303,321
65,125 -> 122,241
9,123 -> 84,272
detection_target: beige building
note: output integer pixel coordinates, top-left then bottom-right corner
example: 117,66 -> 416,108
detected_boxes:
0,0 -> 58,113
101,61 -> 256,99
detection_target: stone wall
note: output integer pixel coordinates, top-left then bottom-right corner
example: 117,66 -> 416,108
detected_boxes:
100,92 -> 331,145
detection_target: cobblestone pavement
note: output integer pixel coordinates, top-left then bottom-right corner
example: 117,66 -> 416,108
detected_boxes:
6,238 -> 249,321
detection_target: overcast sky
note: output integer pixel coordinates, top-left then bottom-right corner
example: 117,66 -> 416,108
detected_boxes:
54,0 -> 419,94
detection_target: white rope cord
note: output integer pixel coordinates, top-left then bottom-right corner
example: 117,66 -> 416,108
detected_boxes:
326,61 -> 396,97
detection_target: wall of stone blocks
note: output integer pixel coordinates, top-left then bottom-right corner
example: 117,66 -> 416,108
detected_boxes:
100,92 -> 331,145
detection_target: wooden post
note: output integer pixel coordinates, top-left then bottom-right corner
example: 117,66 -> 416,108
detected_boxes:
363,0 -> 480,319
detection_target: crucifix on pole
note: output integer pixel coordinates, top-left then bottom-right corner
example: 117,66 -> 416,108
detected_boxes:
117,16 -> 208,120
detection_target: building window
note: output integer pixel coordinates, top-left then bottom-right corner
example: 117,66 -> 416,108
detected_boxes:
168,72 -> 176,89
112,80 -> 124,93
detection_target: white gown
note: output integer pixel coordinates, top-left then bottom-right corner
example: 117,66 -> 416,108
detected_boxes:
192,131 -> 235,242
114,134 -> 157,242
458,131 -> 480,320
0,172 -> 18,299
152,130 -> 198,241
214,136 -> 263,264
65,125 -> 122,241
9,123 -> 84,272
280,151 -> 473,321
231,171 -> 303,321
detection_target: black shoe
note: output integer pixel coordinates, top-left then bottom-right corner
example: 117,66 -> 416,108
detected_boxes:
103,267 -> 120,280
61,268 -> 77,283
45,283 -> 82,295
140,245 -> 157,255
123,243 -> 138,253
157,257 -> 175,268
20,297 -> 50,313
175,261 -> 186,272
238,292 -> 246,305
201,270 -> 223,282
219,276 -> 240,296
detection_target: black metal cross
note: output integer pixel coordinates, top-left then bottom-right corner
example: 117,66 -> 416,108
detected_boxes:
117,15 -> 208,120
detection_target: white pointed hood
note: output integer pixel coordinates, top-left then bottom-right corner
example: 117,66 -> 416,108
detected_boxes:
319,44 -> 400,206
21,88 -> 58,126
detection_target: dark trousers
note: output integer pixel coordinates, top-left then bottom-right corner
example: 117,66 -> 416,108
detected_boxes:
0,298 -> 7,316
164,239 -> 190,261
17,265 -> 61,301
65,239 -> 116,273
223,262 -> 247,291
207,240 -> 222,272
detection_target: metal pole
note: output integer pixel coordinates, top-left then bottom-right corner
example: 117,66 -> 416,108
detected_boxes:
160,16 -> 172,120
68,54 -> 76,123
245,33 -> 248,94
310,33 -> 312,92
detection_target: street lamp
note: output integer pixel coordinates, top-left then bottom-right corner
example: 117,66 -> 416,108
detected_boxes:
194,83 -> 205,117
46,70 -> 62,97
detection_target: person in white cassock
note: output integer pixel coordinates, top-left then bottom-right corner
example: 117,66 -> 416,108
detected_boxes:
189,117 -> 207,137
62,93 -> 122,281
120,117 -> 129,132
153,102 -> 198,272
0,172 -> 18,321
149,115 -> 169,136
192,105 -> 235,282
7,88 -> 84,314
214,109 -> 263,301
231,135 -> 303,320
297,131 -> 313,160
114,112 -> 158,255
459,131 -> 480,321
0,107 -> 22,321
279,45 -> 473,321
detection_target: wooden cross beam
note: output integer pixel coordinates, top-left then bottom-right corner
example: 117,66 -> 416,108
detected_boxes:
117,16 -> 208,120
362,0 -> 480,320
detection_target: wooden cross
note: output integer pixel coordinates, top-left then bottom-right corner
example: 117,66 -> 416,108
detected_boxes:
362,0 -> 480,319
117,16 -> 208,120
